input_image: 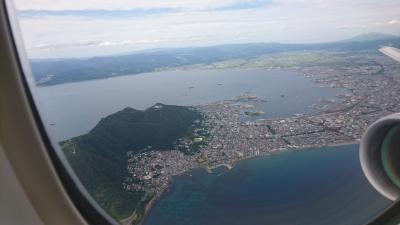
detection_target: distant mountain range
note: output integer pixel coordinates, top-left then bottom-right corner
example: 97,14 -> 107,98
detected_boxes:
61,104 -> 202,220
346,32 -> 399,42
31,32 -> 400,86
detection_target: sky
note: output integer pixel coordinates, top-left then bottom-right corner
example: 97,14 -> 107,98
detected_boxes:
10,0 -> 400,59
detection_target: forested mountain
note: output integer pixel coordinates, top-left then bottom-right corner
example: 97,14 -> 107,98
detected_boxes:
61,104 -> 202,220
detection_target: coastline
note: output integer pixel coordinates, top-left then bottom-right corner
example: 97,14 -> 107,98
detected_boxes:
137,192 -> 162,225
132,143 -> 390,225
127,140 -> 361,225
137,169 -> 194,225
204,140 -> 360,174
38,48 -> 399,225
121,180 -> 172,225
121,55 -> 374,224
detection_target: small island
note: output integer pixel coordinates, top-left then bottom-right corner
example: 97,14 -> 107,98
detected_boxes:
244,111 -> 265,117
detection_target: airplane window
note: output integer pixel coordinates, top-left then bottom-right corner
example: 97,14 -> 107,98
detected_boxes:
7,0 -> 400,224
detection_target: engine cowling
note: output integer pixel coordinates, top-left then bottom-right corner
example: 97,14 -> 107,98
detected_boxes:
360,113 -> 400,201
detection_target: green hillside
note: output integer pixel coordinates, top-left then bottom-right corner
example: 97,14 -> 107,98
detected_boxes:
61,103 -> 202,221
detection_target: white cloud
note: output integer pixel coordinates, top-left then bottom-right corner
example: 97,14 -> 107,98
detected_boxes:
13,0 -> 264,11
12,0 -> 400,58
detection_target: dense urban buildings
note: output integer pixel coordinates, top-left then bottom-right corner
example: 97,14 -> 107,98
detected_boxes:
123,50 -> 400,209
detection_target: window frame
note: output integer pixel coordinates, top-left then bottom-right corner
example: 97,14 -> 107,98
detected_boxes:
1,1 -> 118,225
1,0 -> 400,224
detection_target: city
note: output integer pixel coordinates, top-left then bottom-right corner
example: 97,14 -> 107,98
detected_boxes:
122,50 -> 400,217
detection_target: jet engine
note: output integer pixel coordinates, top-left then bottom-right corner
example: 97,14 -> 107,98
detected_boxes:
360,113 -> 400,201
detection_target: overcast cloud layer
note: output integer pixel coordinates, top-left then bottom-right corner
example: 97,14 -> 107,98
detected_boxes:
11,0 -> 400,59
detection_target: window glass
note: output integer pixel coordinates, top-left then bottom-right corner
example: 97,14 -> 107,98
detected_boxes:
10,0 -> 400,224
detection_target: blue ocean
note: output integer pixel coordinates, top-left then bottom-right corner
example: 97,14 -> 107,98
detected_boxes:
33,69 -> 390,224
144,145 -> 390,225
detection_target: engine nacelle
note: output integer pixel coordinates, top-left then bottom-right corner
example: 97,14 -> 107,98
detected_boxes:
360,113 -> 400,201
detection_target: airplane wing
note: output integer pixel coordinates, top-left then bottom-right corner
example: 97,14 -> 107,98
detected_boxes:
379,47 -> 400,62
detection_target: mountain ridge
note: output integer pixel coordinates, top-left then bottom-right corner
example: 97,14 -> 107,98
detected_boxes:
345,32 -> 398,42
61,103 -> 202,221
31,32 -> 400,86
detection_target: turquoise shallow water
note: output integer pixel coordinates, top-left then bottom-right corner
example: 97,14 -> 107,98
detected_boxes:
144,145 -> 390,225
